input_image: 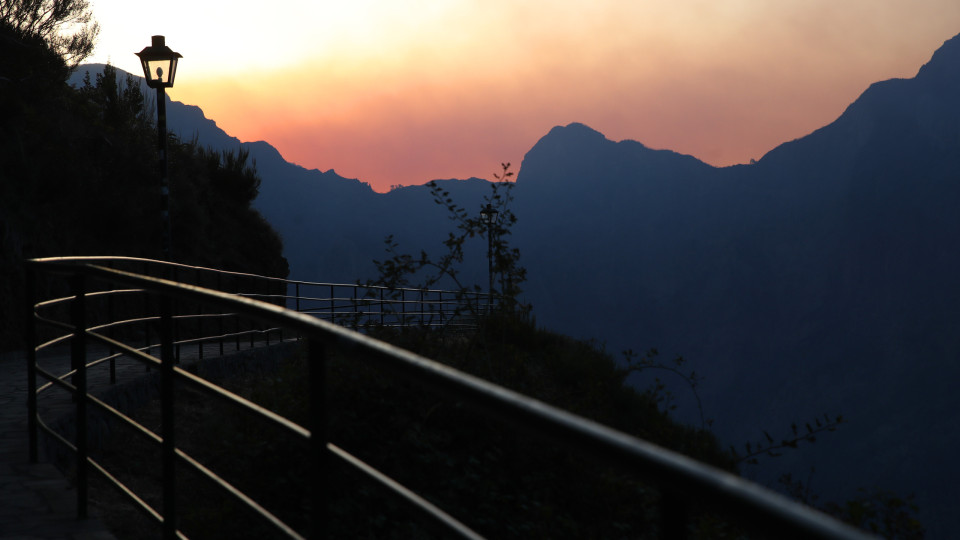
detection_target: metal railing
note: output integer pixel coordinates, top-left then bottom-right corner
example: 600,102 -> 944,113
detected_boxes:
286,276 -> 486,329
24,256 -> 876,540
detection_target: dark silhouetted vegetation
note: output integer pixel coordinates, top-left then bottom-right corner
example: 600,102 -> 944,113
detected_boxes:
0,0 -> 99,66
358,158 -> 926,539
0,16 -> 288,349
367,163 -> 528,317
90,317 -> 740,539
9,6 -> 928,537
92,314 -> 925,539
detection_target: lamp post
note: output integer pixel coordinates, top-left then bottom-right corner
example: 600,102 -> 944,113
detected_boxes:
136,35 -> 182,261
136,35 -> 181,540
480,204 -> 498,313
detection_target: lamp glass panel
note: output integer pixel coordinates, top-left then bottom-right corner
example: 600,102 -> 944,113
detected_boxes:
146,59 -> 173,84
166,57 -> 179,86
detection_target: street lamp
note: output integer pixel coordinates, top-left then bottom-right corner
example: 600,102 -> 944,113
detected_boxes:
480,204 -> 499,313
136,35 -> 182,260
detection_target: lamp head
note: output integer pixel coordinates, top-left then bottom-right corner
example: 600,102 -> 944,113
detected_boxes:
480,204 -> 499,225
136,35 -> 182,88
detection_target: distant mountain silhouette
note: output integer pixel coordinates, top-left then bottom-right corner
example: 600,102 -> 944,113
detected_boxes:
513,34 -> 960,537
70,65 -> 391,280
73,33 -> 960,536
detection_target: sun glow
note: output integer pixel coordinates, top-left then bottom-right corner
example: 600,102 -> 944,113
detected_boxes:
87,0 -> 960,192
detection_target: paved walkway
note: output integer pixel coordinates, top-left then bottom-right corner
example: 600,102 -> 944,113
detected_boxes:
0,347 -> 117,540
0,337 -> 286,539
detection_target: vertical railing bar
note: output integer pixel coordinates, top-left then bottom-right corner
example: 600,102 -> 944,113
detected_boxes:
380,288 -> 385,326
295,282 -> 301,313
275,278 -> 283,343
660,489 -> 688,540
329,284 -> 335,324
25,265 -> 39,463
159,294 -> 177,540
295,282 -> 302,339
307,337 -> 328,540
197,267 -> 204,360
265,278 -> 272,346
144,261 -> 152,371
70,272 -> 88,519
107,262 -> 116,384
353,286 -> 360,330
173,266 -> 181,364
235,275 -> 241,351
249,276 -> 256,349
218,271 -> 225,356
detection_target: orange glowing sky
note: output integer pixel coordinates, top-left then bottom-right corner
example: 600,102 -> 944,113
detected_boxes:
90,0 -> 960,192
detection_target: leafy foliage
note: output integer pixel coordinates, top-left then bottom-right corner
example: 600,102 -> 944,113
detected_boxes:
0,0 -> 99,66
94,320 -> 737,539
361,163 -> 926,538
733,413 -> 845,466
622,348 -> 709,429
0,37 -> 288,348
367,163 -> 529,317
779,471 -> 925,539
821,488 -> 925,540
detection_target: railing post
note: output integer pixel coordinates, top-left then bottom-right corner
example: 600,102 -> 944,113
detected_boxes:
380,288 -> 385,326
198,268 -> 205,359
295,282 -> 301,313
159,295 -> 177,540
25,264 -> 38,463
307,338 -> 328,540
660,490 -> 688,540
70,272 -> 88,519
352,287 -> 358,329
173,267 -> 181,364
329,284 -> 335,324
262,277 -> 272,346
249,276 -> 256,349
294,282 -> 302,339
144,261 -> 152,371
275,279 -> 283,343
107,273 -> 116,384
234,276 -> 242,351
218,271 -> 225,356
252,277 -> 271,345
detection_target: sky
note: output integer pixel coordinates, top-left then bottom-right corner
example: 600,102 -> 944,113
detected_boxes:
89,0 -> 960,192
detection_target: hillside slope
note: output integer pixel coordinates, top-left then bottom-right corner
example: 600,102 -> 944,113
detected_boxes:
125,33 -> 960,536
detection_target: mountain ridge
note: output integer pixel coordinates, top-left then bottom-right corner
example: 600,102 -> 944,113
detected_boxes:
508,34 -> 960,537
73,32 -> 960,536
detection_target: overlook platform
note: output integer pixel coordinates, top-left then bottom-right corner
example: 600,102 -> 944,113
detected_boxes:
1,339 -> 277,539
1,347 -> 115,539
11,256 -> 878,540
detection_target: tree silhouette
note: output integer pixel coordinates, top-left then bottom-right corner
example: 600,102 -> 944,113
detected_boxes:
367,163 -> 529,318
0,0 -> 99,66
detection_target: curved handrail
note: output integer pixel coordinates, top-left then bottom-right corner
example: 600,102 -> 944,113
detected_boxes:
25,257 -> 877,540
28,256 -> 487,334
28,254 -> 487,298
